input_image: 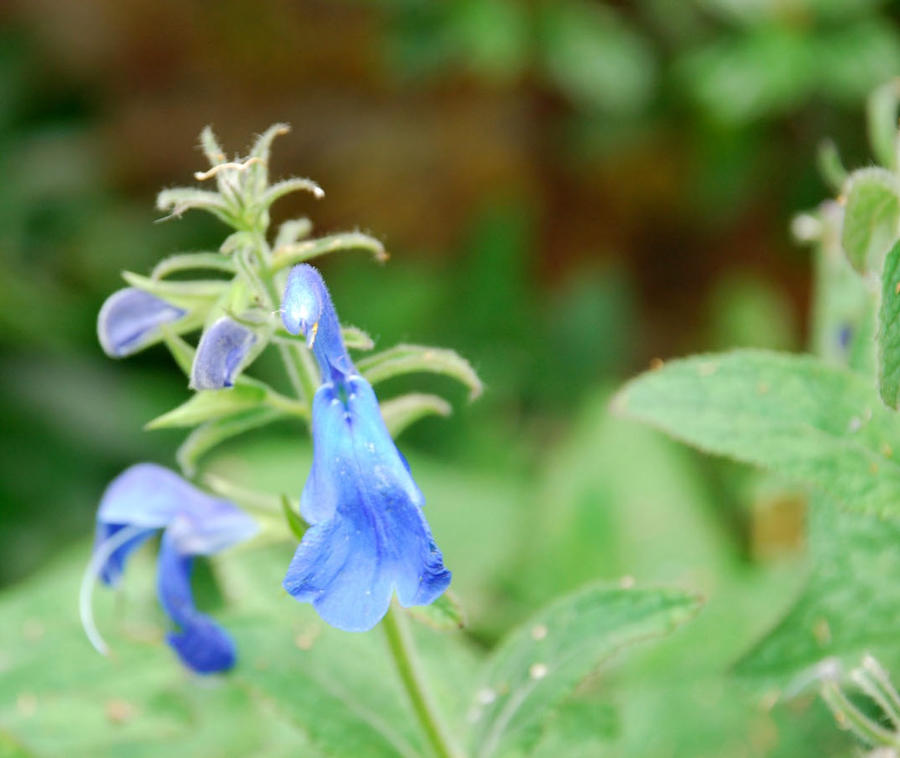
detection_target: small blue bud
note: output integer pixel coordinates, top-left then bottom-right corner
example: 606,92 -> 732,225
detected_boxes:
282,264 -> 353,382
97,288 -> 186,358
190,317 -> 258,390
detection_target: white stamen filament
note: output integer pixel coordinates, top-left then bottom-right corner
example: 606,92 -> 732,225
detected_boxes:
79,524 -> 148,657
193,157 -> 262,181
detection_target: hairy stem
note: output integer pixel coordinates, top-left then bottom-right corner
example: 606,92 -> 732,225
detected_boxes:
382,605 -> 464,758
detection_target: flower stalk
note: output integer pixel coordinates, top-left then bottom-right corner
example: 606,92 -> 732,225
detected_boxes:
382,604 -> 465,758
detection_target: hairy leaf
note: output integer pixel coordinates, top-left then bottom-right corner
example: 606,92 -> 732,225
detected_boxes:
357,345 -> 483,400
271,231 -> 388,271
737,495 -> 900,690
177,407 -> 285,476
467,585 -> 700,758
879,240 -> 900,408
121,271 -> 227,311
145,385 -> 267,429
841,167 -> 900,273
866,79 -> 900,171
380,393 -> 452,437
614,349 -> 900,519
152,252 -> 235,280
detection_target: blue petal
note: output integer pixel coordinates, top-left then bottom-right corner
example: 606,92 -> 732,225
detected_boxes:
157,532 -> 237,674
94,463 -> 257,582
284,376 -> 450,631
190,317 -> 257,390
97,288 -> 186,358
93,522 -> 156,587
282,265 -> 354,382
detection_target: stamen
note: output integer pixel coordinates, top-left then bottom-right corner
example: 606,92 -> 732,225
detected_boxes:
79,524 -> 148,657
194,157 -> 263,181
307,321 -> 319,349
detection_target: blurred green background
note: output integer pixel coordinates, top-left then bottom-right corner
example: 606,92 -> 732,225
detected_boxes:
2,1 -> 900,755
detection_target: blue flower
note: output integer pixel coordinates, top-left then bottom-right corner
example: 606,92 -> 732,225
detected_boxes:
190,317 -> 258,390
281,264 -> 450,631
81,463 -> 258,673
97,288 -> 186,358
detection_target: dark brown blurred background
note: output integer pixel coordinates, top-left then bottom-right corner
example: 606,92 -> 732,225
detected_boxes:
2,0 -> 899,583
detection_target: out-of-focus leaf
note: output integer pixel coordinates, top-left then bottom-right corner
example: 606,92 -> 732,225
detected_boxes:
380,393 -> 452,437
341,326 -> 375,351
121,271 -> 228,311
815,21 -> 900,105
156,186 -> 236,225
878,240 -> 900,408
280,494 -> 307,540
527,695 -> 619,758
0,547 -> 315,758
678,25 -> 814,124
357,344 -> 483,400
866,76 -> 900,170
177,407 -> 285,476
807,202 -> 876,372
247,123 -> 290,196
151,252 -> 234,280
841,167 -> 900,273
538,0 -> 655,113
737,495 -> 900,690
449,0 -> 528,82
145,384 -> 267,429
407,591 -> 465,631
816,140 -> 847,194
258,178 -> 324,211
271,231 -> 387,271
161,328 -> 196,376
614,350 -> 900,519
467,584 -> 701,758
274,218 -> 313,249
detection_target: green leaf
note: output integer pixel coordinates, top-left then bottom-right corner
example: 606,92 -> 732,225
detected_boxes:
380,393 -> 452,437
152,252 -> 235,280
259,177 -> 324,211
879,240 -> 900,408
177,407 -> 284,476
156,186 -> 236,226
467,584 -> 701,758
809,201 -> 876,372
275,217 -> 314,249
341,325 -> 375,351
121,271 -> 228,311
357,344 -> 483,401
816,140 -> 847,194
247,123 -> 290,195
161,328 -> 196,376
281,494 -> 307,540
199,125 -> 227,166
0,547 -> 318,758
614,349 -> 900,519
407,591 -> 466,631
737,495 -> 900,689
145,384 -> 267,429
841,167 -> 900,273
271,231 -> 388,271
866,78 -> 900,171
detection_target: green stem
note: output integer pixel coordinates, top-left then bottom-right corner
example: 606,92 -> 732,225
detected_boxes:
382,605 -> 464,758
